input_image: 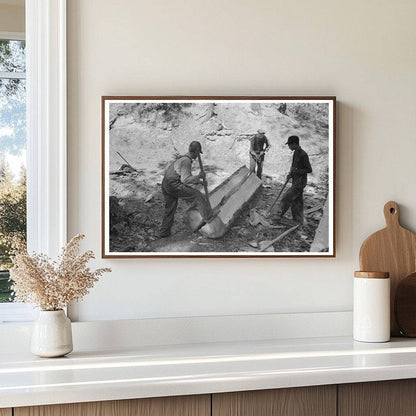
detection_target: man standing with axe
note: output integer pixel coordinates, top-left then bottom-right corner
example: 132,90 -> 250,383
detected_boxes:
249,129 -> 271,179
158,141 -> 213,238
277,135 -> 312,225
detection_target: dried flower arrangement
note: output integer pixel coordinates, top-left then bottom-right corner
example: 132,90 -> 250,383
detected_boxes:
10,234 -> 111,311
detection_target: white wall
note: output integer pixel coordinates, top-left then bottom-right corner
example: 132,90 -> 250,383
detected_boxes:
67,0 -> 416,322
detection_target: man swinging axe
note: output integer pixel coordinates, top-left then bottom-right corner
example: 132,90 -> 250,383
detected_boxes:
276,135 -> 312,225
249,129 -> 271,179
158,141 -> 214,238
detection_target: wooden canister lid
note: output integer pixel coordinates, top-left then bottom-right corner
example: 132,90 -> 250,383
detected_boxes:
354,271 -> 390,279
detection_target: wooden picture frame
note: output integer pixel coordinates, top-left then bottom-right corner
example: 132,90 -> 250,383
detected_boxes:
102,96 -> 336,258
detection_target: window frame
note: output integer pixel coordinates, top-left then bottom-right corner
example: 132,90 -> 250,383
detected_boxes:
0,31 -> 24,41
0,0 -> 67,323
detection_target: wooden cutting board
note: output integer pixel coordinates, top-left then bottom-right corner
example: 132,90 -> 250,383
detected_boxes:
395,273 -> 416,337
359,201 -> 416,336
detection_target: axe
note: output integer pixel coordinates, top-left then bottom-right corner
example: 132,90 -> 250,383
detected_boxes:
197,153 -> 212,210
265,176 -> 290,218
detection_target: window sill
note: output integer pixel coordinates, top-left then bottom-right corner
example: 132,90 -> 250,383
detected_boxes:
0,303 -> 35,324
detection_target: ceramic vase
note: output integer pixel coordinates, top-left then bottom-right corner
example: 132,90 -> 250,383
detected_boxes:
31,310 -> 73,357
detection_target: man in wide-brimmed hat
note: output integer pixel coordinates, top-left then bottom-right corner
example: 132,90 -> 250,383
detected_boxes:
158,141 -> 213,238
277,135 -> 312,224
249,129 -> 271,179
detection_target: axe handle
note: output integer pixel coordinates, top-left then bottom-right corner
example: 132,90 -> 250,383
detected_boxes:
260,224 -> 300,252
266,176 -> 290,218
197,153 -> 212,210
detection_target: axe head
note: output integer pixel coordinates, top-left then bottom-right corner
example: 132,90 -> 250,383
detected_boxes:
199,216 -> 227,239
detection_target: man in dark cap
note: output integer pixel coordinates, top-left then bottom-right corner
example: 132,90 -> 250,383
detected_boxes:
158,141 -> 213,238
249,129 -> 271,179
277,135 -> 312,224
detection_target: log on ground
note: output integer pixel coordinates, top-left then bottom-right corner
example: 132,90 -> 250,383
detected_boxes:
185,166 -> 250,231
200,172 -> 262,239
310,198 -> 329,252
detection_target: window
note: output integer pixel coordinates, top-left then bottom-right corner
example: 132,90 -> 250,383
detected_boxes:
0,34 -> 26,306
0,0 -> 67,324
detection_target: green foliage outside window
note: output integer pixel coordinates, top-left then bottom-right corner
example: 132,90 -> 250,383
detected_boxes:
0,39 -> 27,302
0,161 -> 26,302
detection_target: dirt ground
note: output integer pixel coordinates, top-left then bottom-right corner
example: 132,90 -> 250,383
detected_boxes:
109,172 -> 327,254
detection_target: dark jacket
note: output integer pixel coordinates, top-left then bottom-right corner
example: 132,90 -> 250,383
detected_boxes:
290,147 -> 312,188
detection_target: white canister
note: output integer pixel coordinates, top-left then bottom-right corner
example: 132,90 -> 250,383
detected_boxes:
353,271 -> 390,343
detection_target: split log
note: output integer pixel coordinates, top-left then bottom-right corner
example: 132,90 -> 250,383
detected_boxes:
200,172 -> 262,239
310,199 -> 329,252
186,166 -> 250,231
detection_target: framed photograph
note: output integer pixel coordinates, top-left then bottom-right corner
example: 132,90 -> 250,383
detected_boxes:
102,96 -> 336,258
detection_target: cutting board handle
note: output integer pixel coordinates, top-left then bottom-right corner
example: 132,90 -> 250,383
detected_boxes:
384,201 -> 400,228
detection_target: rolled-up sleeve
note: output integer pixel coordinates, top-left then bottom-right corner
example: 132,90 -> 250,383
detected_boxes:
178,158 -> 192,182
175,157 -> 200,185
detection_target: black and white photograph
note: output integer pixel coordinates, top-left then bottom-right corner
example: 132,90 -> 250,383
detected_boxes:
102,97 -> 335,257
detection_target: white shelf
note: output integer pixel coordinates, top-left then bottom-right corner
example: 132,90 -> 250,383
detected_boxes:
2,335 -> 416,408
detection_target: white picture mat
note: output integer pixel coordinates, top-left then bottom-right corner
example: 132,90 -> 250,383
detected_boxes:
103,98 -> 335,257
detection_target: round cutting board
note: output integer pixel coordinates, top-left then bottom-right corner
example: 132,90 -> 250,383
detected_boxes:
359,201 -> 416,336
